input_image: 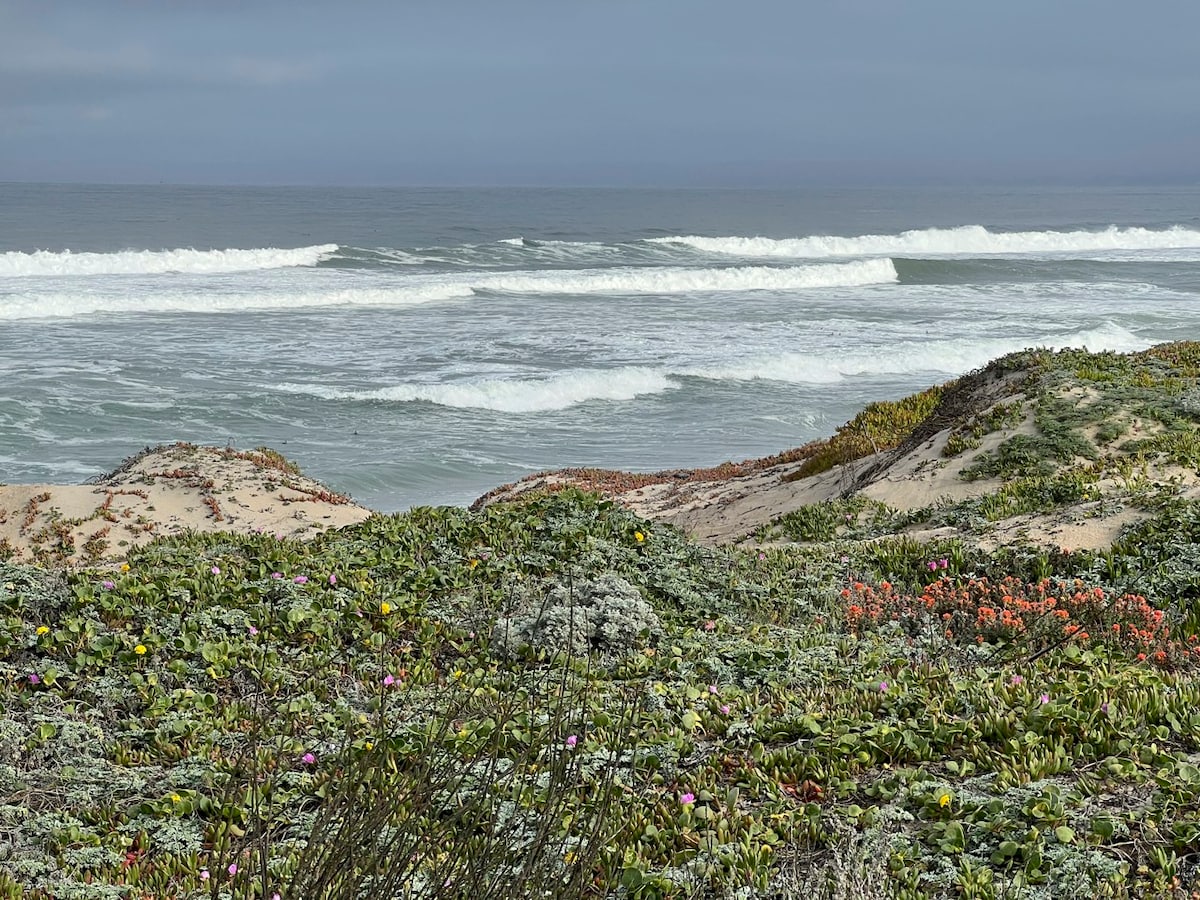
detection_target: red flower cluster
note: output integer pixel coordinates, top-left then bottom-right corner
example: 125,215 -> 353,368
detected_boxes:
841,576 -> 1196,667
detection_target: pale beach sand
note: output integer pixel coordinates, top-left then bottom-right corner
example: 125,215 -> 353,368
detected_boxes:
0,443 -> 370,565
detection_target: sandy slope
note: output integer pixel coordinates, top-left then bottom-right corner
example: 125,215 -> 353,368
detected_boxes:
0,443 -> 370,565
476,361 -> 1197,552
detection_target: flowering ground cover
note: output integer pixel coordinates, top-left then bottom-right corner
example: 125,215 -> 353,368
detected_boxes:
7,344 -> 1200,898
3,488 -> 1200,899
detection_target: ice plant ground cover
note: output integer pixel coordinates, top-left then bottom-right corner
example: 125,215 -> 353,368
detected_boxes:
8,344 -> 1200,897
3,493 -> 1200,898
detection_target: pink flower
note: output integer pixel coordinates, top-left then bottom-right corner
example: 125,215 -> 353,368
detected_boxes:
248,625 -> 258,636
720,704 -> 731,715
383,674 -> 395,686
211,566 -> 221,575
703,620 -> 716,632
227,863 -> 238,876
708,684 -> 718,695
927,560 -> 938,571
293,575 -> 308,585
301,752 -> 316,765
328,573 -> 337,586
757,552 -> 766,561
102,580 -> 115,590
680,792 -> 695,805
938,558 -> 949,569
1010,675 -> 1023,685
879,681 -> 889,693
29,673 -> 40,685
1039,693 -> 1050,705
199,869 -> 210,881
565,735 -> 578,749
270,572 -> 283,579
272,894 -> 281,900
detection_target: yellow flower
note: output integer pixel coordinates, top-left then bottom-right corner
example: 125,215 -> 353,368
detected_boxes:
380,601 -> 391,615
170,793 -> 181,803
938,793 -> 951,808
120,563 -> 130,572
365,741 -> 374,751
451,668 -> 464,680
469,558 -> 479,569
134,644 -> 147,655
634,531 -> 645,542
36,626 -> 49,636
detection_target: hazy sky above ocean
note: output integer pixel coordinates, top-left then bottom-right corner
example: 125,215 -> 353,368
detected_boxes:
2,0 -> 1198,186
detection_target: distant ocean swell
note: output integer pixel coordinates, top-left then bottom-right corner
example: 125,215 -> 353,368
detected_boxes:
4,224 -> 1199,278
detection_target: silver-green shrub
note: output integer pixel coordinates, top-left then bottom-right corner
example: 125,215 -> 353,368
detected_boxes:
492,573 -> 661,659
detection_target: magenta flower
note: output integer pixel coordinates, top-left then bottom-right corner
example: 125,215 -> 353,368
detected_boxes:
383,674 -> 395,687
680,792 -> 695,805
328,573 -> 337,586
227,863 -> 238,876
248,625 -> 258,636
879,681 -> 889,693
926,560 -> 938,571
270,572 -> 283,579
939,558 -> 949,569
1101,701 -> 1110,714
293,575 -> 308,585
1039,693 -> 1050,705
565,734 -> 578,749
301,752 -> 316,765
102,580 -> 115,590
211,566 -> 221,575
29,673 -> 40,685
720,704 -> 731,715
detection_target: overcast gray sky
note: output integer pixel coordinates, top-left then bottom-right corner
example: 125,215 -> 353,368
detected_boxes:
2,0 -> 1198,186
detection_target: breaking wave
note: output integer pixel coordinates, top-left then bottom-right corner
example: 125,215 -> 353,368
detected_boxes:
682,323 -> 1150,384
0,244 -> 340,277
470,258 -> 897,294
271,324 -> 1149,413
653,225 -> 1200,259
276,367 -> 677,413
0,284 -> 472,320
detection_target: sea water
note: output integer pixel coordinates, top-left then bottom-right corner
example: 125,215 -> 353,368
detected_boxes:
1,183 -> 1197,510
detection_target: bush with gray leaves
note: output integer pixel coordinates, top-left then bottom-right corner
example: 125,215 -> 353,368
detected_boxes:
491,572 -> 661,659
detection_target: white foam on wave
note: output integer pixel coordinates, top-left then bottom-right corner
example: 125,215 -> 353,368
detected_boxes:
472,258 -> 897,294
684,323 -> 1151,384
0,283 -> 472,320
0,244 -> 340,278
2,258 -> 896,319
272,324 -> 1150,414
653,225 -> 1200,259
277,367 -> 677,413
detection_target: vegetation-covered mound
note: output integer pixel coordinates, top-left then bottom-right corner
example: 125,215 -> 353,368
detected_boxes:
6,478 -> 1200,897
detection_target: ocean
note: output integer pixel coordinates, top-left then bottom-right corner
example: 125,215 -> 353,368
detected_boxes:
2,183 -> 1198,510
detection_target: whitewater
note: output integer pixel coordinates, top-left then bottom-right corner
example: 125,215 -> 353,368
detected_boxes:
2,183 -> 1197,509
